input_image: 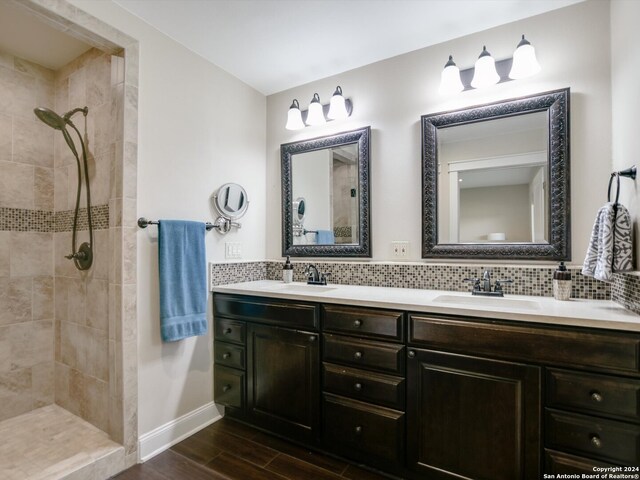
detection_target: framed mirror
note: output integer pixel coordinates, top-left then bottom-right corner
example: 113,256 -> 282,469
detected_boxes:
422,88 -> 570,260
281,126 -> 371,257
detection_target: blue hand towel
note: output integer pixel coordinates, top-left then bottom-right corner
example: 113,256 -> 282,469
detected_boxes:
158,220 -> 208,342
316,229 -> 335,244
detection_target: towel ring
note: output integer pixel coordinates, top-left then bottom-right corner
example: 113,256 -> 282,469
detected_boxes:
608,173 -> 621,205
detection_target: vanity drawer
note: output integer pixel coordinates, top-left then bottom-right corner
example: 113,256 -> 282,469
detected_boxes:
214,341 -> 245,370
323,393 -> 404,467
547,368 -> 640,421
323,334 -> 405,375
214,294 -> 319,329
323,363 -> 405,410
544,449 -> 620,475
214,365 -> 245,409
214,319 -> 246,345
409,315 -> 640,375
322,305 -> 404,341
545,409 -> 640,465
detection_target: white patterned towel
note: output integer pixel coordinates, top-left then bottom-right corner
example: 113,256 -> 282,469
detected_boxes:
582,202 -> 633,283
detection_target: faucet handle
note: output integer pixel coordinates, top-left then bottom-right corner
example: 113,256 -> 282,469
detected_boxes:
463,278 -> 481,291
495,279 -> 513,291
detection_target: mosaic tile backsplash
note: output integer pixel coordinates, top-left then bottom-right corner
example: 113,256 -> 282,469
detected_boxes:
0,205 -> 109,232
210,260 -> 623,302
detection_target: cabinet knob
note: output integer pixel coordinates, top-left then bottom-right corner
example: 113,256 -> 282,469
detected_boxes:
222,352 -> 231,359
224,328 -> 232,335
222,384 -> 231,393
309,335 -> 316,342
354,319 -> 362,328
354,382 -> 362,391
590,391 -> 603,403
354,351 -> 363,360
590,434 -> 602,448
354,425 -> 363,435
408,350 -> 416,359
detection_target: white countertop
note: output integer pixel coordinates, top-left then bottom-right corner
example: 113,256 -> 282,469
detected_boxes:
212,280 -> 640,333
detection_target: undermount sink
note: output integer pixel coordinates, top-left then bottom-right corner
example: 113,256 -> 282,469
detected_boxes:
266,283 -> 337,293
433,294 -> 540,311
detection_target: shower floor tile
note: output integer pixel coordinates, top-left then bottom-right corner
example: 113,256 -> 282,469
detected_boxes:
0,404 -> 124,480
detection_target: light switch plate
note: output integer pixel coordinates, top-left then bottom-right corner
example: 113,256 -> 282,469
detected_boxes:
225,242 -> 242,259
391,241 -> 410,258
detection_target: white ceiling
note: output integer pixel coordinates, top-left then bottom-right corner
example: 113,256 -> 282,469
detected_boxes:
113,0 -> 584,95
0,1 -> 91,70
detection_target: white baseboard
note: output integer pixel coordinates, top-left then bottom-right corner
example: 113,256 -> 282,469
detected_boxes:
138,402 -> 223,462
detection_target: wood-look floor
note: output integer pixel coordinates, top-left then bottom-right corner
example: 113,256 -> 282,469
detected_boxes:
113,417 -> 390,480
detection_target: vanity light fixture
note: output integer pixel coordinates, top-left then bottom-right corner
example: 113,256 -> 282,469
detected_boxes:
470,46 -> 500,89
285,99 -> 305,130
328,86 -> 349,120
438,56 -> 464,95
284,86 -> 353,130
509,35 -> 541,79
306,93 -> 326,126
439,34 -> 541,94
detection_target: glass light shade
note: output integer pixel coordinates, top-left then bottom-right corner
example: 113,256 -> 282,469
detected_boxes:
285,99 -> 305,130
509,35 -> 541,79
471,46 -> 500,89
328,86 -> 349,120
306,93 -> 326,126
438,56 -> 464,95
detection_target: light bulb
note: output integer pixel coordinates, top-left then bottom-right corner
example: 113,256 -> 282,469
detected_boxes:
328,86 -> 349,120
306,93 -> 326,126
438,55 -> 464,95
471,46 -> 500,89
285,99 -> 305,130
509,35 -> 541,79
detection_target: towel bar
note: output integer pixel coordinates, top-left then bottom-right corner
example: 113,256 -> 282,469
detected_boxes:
137,217 -> 216,231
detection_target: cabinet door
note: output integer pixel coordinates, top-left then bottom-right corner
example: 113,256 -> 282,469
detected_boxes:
407,349 -> 541,480
247,323 -> 320,444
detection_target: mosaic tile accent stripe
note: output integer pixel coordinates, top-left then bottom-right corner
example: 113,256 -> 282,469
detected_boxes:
210,261 -> 268,287
53,205 -> 109,232
0,205 -> 109,233
211,260 -> 611,300
0,207 -> 53,232
612,272 -> 640,315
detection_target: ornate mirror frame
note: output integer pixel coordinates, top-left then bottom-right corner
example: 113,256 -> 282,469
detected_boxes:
281,126 -> 371,257
421,88 -> 570,260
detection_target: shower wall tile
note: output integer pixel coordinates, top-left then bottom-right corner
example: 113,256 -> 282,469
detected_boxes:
0,367 -> 33,422
34,166 -> 54,211
32,276 -> 54,321
91,143 -> 114,205
13,57 -> 55,83
0,114 -> 11,161
87,278 -> 108,332
92,228 -> 109,280
86,53 -> 111,107
0,278 -> 32,326
32,361 -> 54,408
13,117 -> 55,167
0,232 -> 9,277
0,66 -> 37,119
9,232 -> 53,277
53,167 -> 68,211
68,68 -> 87,110
36,78 -> 55,111
0,161 -> 35,209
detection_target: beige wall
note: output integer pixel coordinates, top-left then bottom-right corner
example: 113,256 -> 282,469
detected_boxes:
611,0 -> 640,267
0,52 -> 55,422
68,0 -> 267,439
266,0 -> 612,265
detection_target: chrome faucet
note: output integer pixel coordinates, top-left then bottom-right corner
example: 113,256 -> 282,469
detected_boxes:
306,264 -> 330,285
482,270 -> 492,293
463,270 -> 513,297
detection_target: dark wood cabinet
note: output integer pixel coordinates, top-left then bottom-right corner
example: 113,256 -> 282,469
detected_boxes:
246,323 -> 320,444
214,293 -> 640,479
406,349 -> 541,480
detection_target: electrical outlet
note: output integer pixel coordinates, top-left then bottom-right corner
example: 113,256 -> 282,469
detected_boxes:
225,242 -> 242,259
391,241 -> 410,258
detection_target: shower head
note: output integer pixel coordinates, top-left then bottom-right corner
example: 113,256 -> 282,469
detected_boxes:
33,107 -> 67,130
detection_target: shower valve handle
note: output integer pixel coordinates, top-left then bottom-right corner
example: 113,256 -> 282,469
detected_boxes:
65,250 -> 88,261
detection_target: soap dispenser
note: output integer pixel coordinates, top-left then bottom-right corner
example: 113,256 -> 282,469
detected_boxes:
283,256 -> 293,283
553,262 -> 571,301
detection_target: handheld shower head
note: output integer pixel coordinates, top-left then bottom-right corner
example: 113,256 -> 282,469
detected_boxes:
33,107 -> 67,130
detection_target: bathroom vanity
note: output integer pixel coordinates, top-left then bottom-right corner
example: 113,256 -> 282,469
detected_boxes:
212,281 -> 640,479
